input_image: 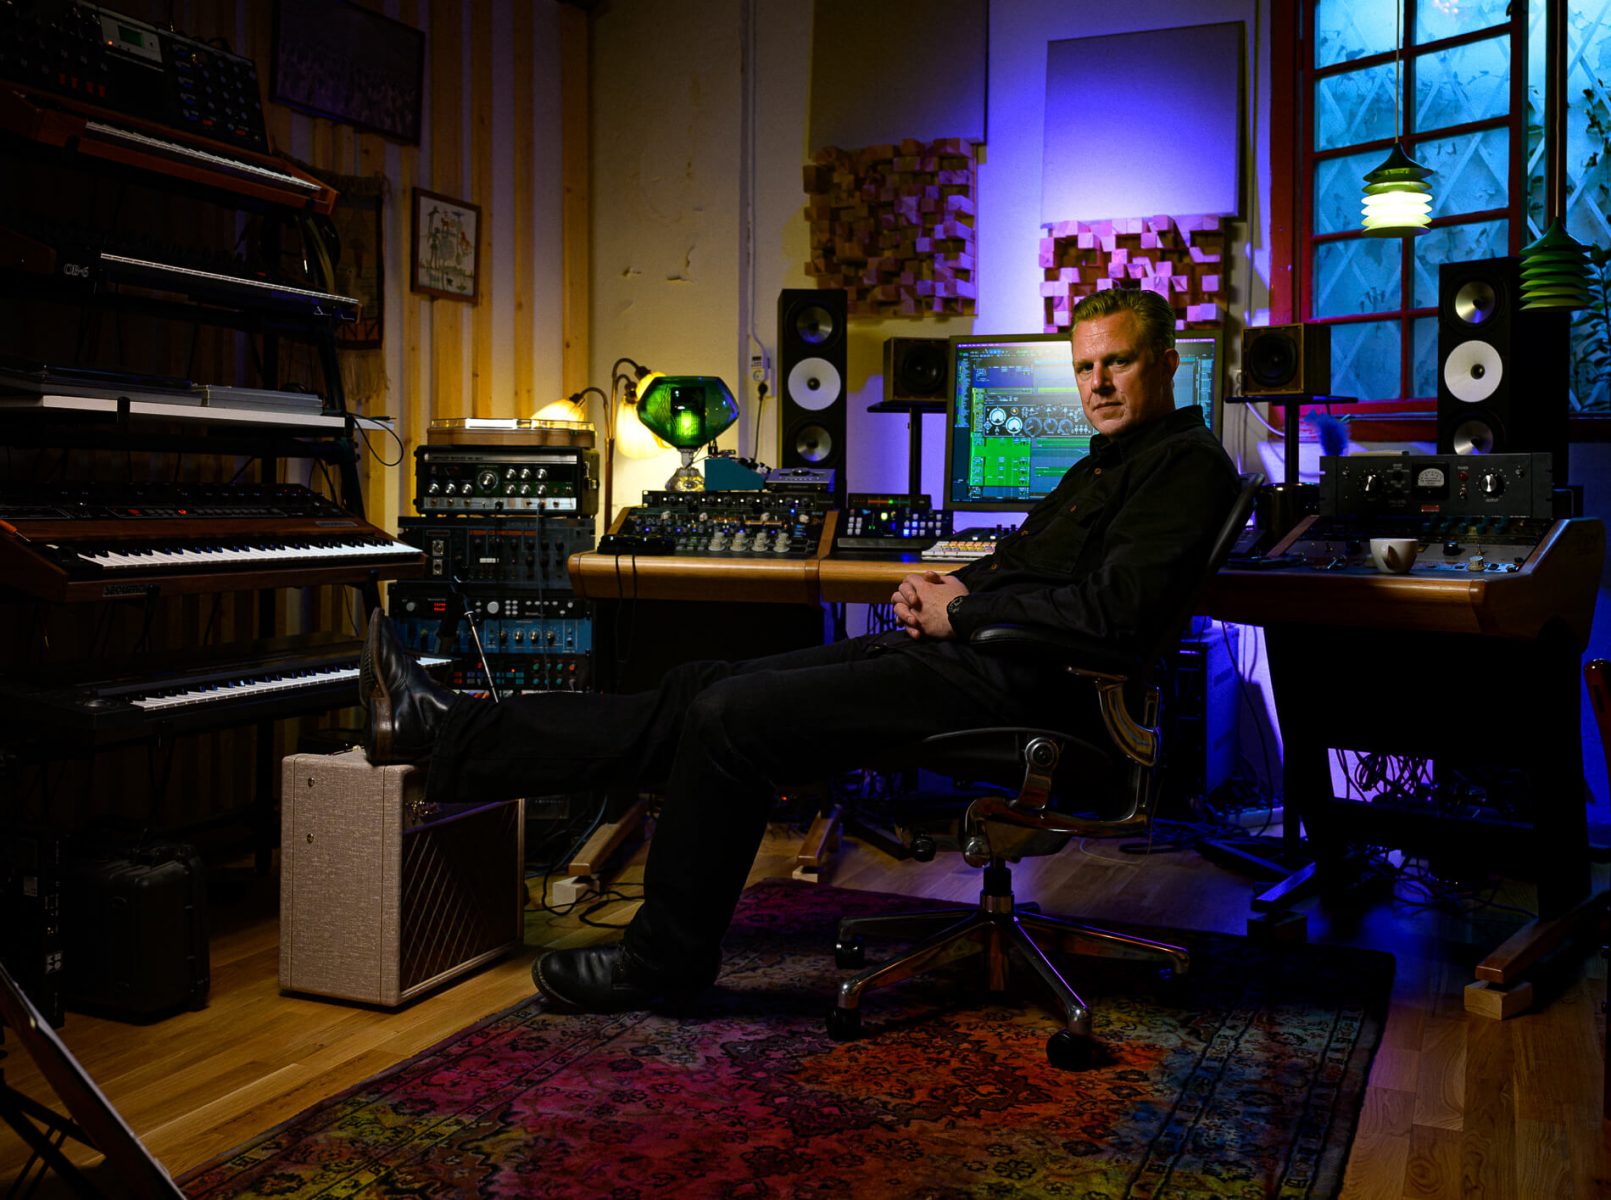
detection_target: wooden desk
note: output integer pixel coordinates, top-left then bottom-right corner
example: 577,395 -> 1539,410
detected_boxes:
1215,517 -> 1605,1012
567,510 -> 841,606
570,519 -> 1606,953
569,551 -> 824,605
816,554 -> 972,604
819,520 -> 1607,1008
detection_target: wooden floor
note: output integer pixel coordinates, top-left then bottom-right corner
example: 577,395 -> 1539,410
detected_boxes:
2,816 -> 1607,1199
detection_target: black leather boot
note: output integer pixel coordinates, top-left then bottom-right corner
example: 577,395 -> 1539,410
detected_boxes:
360,611 -> 456,765
532,943 -> 712,1014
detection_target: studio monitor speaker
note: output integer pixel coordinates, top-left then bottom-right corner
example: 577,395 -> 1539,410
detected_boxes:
778,287 -> 847,498
1241,324 -> 1331,397
1437,256 -> 1569,481
883,336 -> 948,404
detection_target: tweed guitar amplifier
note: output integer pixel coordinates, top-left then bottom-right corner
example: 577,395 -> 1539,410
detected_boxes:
279,749 -> 525,1006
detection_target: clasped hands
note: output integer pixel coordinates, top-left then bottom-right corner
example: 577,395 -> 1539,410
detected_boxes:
890,570 -> 968,640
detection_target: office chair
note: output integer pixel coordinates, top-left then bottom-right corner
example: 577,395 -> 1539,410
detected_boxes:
827,472 -> 1264,1068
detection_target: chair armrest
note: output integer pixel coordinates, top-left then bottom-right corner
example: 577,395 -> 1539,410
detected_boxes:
969,623 -> 1159,767
968,624 -> 1145,680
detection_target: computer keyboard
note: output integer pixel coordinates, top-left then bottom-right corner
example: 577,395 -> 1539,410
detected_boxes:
920,525 -> 1017,561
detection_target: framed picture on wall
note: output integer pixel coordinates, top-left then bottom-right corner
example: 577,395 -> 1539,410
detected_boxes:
271,0 -> 424,144
411,188 -> 481,303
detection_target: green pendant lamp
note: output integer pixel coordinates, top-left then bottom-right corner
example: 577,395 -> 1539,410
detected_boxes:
1360,1 -> 1433,237
1521,0 -> 1593,310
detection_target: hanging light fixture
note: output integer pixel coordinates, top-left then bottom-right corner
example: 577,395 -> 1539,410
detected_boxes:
1360,0 -> 1433,237
1520,0 -> 1592,310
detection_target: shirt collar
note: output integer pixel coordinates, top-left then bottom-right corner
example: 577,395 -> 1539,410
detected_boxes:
1089,405 -> 1208,464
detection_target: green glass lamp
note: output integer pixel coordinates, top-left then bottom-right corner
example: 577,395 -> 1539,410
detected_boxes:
634,375 -> 740,491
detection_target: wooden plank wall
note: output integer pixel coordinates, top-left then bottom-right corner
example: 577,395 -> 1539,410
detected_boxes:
1,0 -> 577,839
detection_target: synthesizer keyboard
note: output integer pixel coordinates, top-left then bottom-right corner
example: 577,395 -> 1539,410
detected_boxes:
0,483 -> 425,601
0,634 -> 449,745
0,88 -> 337,213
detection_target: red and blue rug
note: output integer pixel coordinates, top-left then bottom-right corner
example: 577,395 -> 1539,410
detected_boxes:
181,881 -> 1392,1198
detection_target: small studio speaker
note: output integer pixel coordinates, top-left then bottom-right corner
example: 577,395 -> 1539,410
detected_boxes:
1241,324 -> 1331,397
777,287 -> 847,498
883,336 -> 948,404
1436,256 -> 1569,481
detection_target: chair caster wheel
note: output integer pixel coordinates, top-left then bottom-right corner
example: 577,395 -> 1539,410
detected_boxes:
1046,1029 -> 1092,1069
835,934 -> 866,969
827,1007 -> 862,1042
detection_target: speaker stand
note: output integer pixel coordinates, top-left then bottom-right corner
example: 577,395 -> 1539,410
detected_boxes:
868,398 -> 945,496
1226,392 -> 1355,546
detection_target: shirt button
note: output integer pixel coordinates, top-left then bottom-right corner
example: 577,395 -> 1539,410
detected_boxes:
1093,468 -> 1102,476
989,562 -> 1000,571
1068,504 -> 1078,513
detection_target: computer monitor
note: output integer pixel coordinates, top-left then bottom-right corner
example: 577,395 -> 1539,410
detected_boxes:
942,328 -> 1222,512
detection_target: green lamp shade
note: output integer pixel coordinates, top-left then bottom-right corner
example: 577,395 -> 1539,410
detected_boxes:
1519,218 -> 1593,310
635,376 -> 739,449
1360,142 -> 1434,237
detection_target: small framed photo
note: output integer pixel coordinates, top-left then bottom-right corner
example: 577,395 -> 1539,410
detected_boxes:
411,188 -> 481,303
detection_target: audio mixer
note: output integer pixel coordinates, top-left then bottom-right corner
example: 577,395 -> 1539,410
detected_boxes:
611,490 -> 833,558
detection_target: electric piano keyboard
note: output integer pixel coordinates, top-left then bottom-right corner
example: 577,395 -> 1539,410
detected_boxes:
0,86 -> 338,213
0,483 -> 426,601
0,634 -> 450,745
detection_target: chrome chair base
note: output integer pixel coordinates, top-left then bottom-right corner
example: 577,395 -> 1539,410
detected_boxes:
828,870 -> 1188,1066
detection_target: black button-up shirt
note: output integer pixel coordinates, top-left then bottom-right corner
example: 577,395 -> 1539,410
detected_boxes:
945,404 -> 1238,655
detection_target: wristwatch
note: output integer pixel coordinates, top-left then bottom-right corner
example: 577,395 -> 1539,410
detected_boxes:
945,594 -> 967,625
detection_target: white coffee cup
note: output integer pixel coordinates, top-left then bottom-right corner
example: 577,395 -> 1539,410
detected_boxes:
1369,537 -> 1419,574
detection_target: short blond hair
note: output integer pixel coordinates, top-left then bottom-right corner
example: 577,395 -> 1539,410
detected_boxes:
1070,289 -> 1176,360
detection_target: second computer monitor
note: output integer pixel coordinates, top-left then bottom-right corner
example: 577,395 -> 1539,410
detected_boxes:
943,328 -> 1222,511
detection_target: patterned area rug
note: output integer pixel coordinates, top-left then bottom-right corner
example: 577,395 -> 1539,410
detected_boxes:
181,881 -> 1392,1199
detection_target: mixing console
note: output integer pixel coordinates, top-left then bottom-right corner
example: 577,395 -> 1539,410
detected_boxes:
613,490 -> 832,558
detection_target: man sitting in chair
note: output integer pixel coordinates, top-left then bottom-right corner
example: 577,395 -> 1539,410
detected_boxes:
359,286 -> 1240,1015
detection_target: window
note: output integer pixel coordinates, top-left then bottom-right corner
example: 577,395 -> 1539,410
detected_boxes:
1290,1 -> 1611,423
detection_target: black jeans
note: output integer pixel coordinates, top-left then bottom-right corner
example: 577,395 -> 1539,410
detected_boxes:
425,632 -> 1085,980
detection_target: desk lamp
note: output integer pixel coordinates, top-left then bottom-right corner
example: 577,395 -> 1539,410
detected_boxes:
633,375 -> 740,491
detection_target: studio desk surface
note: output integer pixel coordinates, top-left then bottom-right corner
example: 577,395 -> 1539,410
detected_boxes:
570,509 -> 1604,649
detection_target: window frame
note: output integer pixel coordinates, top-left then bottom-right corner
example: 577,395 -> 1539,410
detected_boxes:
1274,1 -> 1531,443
